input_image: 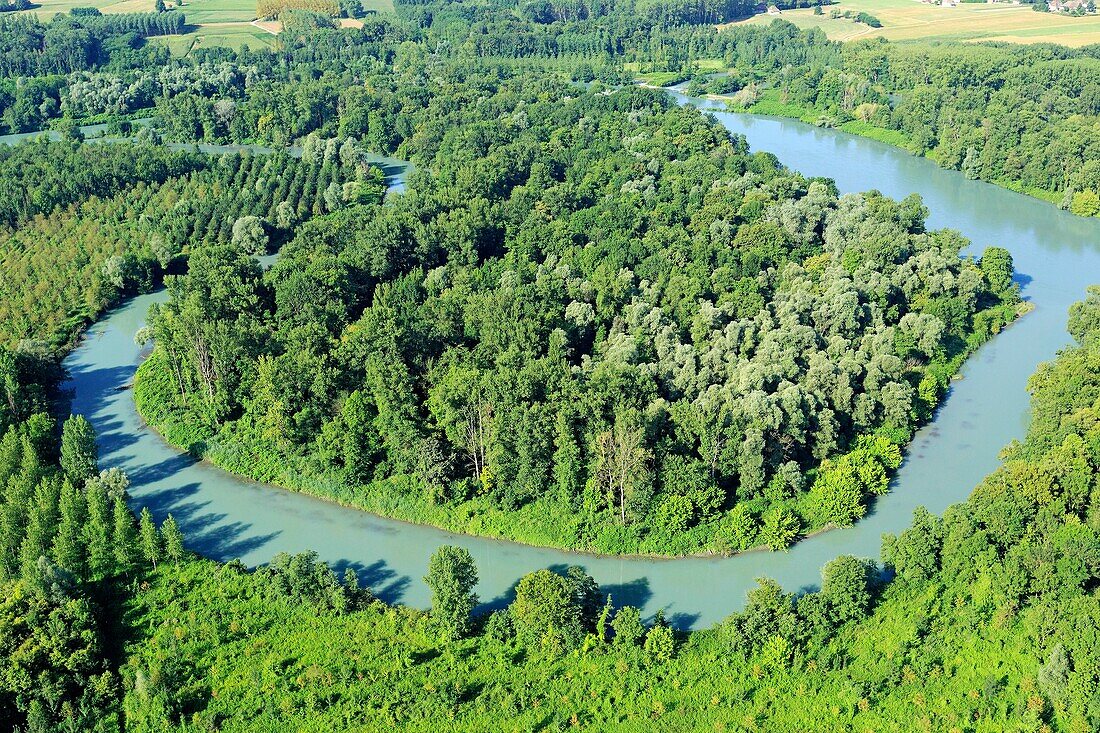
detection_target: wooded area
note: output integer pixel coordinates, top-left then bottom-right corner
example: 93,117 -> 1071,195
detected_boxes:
0,1 -> 1095,731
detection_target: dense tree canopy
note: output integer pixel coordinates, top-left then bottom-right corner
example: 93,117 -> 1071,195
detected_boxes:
0,5 -> 1094,731
139,73 -> 1019,555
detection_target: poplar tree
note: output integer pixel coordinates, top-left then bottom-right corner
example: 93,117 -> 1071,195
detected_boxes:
84,478 -> 113,578
113,497 -> 139,575
60,414 -> 98,484
139,507 -> 161,569
53,480 -> 87,579
19,478 -> 60,582
162,514 -> 185,563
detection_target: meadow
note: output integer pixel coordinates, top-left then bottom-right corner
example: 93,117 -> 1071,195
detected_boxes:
725,0 -> 1100,46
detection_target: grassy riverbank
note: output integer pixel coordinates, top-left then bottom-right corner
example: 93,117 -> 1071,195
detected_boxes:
740,90 -> 1069,206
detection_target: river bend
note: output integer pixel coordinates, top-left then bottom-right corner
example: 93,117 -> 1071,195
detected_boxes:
62,98 -> 1100,628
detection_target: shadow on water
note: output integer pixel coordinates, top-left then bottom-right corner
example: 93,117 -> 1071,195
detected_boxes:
132,479 -> 283,561
333,558 -> 412,604
122,452 -> 199,487
1014,270 -> 1034,295
601,577 -> 653,611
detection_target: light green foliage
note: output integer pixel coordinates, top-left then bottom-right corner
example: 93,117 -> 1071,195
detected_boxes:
759,507 -> 801,550
819,555 -> 874,623
610,605 -> 644,647
60,415 -> 98,484
423,546 -> 478,639
161,515 -> 185,563
643,623 -> 675,664
509,569 -> 582,652
139,507 -> 161,570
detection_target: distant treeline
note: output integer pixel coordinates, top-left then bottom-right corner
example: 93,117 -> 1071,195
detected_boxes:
0,11 -> 182,79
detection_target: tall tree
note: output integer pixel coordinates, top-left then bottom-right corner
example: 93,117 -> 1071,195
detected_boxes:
60,415 -> 97,484
113,497 -> 139,575
423,545 -> 479,639
162,514 -> 185,563
139,507 -> 161,570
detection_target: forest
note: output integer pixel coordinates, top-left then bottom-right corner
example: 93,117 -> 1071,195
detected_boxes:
135,75 -> 1021,555
0,2 -> 1096,731
0,137 -> 384,350
4,3 -> 1097,216
1,275 -> 1097,731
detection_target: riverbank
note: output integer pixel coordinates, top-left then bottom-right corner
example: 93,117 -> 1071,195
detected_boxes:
691,86 -> 1076,211
131,254 -> 1026,561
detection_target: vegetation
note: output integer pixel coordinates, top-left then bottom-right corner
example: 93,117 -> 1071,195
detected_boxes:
134,71 -> 1020,555
730,0 -> 1100,45
0,5 -> 1096,732
7,284 -> 1094,729
0,138 -> 381,349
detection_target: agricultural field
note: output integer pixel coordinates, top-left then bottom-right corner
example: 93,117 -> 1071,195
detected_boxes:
725,0 -> 1100,46
22,0 -> 392,57
25,0 -> 156,16
153,21 -> 277,56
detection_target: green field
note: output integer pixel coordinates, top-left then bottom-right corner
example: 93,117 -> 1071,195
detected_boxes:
23,0 -> 393,54
726,0 -> 1100,46
153,22 -> 277,56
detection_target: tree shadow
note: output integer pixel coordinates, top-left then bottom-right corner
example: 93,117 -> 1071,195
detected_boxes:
331,558 -> 411,604
601,576 -> 653,611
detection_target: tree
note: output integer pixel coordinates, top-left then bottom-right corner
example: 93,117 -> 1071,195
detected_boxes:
882,506 -> 942,581
231,215 -> 269,256
510,569 -> 583,651
83,477 -> 113,578
113,497 -> 139,575
820,555 -> 874,624
610,605 -> 644,647
980,246 -> 1014,296
759,507 -> 800,550
644,624 -> 675,664
565,566 -> 603,631
593,412 -> 649,525
423,545 -> 479,639
162,514 -> 185,563
60,415 -> 97,484
1068,285 -> 1100,346
53,480 -> 87,578
139,507 -> 161,569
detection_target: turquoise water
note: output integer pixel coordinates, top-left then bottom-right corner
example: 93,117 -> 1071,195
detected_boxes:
61,103 -> 1100,629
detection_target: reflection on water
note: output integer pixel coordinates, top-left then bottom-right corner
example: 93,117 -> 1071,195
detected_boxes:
61,98 -> 1100,629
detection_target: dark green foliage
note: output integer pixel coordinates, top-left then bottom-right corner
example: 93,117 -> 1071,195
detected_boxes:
0,139 -> 203,228
139,73 -> 1011,556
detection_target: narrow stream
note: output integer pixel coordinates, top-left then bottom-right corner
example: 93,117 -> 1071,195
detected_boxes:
61,100 -> 1100,629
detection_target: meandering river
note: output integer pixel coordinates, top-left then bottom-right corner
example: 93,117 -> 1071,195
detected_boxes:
61,97 -> 1100,629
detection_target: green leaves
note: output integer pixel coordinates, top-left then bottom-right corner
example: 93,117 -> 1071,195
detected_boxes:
424,546 -> 479,640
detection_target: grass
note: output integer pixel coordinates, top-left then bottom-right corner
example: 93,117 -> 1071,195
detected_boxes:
23,0 -> 254,19
171,0 -> 257,23
120,555 -> 1047,732
152,21 -> 277,56
724,0 -> 1100,47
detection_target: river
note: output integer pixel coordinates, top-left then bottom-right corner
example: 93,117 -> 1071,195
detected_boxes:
61,96 -> 1100,629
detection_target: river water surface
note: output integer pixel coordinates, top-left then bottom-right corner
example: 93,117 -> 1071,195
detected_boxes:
61,97 -> 1100,628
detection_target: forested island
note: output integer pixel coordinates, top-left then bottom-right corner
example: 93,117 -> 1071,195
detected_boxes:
0,0 -> 1098,730
133,78 -> 1021,555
